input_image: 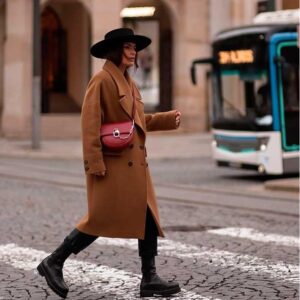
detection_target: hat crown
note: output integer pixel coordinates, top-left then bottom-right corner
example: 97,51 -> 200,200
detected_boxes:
91,27 -> 151,58
105,28 -> 134,40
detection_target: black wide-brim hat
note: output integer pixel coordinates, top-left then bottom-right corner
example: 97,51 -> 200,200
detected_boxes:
90,28 -> 151,58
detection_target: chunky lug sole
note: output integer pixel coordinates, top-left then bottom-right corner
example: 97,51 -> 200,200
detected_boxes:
37,262 -> 68,299
140,286 -> 181,297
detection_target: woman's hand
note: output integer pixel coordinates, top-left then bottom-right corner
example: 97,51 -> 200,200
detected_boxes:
94,171 -> 106,177
175,110 -> 181,128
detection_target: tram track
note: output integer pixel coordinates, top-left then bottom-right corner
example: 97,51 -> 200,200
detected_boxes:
0,158 -> 297,201
0,167 -> 298,217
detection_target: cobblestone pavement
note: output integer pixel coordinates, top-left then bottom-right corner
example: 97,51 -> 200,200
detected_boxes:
0,157 -> 298,300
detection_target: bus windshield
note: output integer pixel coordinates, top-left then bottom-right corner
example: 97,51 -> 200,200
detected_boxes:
214,69 -> 272,130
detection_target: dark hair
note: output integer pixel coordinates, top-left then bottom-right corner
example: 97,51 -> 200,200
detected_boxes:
105,42 -> 139,69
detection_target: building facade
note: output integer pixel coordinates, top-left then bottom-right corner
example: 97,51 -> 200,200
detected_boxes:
0,0 -> 298,138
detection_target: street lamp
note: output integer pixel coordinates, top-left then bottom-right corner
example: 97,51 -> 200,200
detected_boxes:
32,0 -> 41,149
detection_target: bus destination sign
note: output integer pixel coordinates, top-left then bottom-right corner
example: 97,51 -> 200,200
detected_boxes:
218,49 -> 254,65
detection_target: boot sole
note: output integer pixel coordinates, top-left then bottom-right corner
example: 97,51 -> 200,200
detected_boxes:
37,262 -> 68,299
140,286 -> 181,297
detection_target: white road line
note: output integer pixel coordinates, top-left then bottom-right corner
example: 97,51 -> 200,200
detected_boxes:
207,227 -> 300,247
0,243 -> 211,300
95,236 -> 298,284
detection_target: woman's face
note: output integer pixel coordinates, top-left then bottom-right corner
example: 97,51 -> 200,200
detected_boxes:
121,42 -> 137,68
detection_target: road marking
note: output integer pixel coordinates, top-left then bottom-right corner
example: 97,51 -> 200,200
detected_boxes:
95,236 -> 298,284
0,243 -> 210,300
207,227 -> 299,247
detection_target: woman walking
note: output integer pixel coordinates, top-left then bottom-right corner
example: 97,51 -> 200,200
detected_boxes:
37,28 -> 181,298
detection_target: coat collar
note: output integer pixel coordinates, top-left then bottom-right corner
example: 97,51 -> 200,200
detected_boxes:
103,60 -> 129,97
103,60 -> 145,135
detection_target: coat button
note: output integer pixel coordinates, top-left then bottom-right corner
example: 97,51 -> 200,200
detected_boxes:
139,145 -> 144,150
85,166 -> 89,171
128,161 -> 133,167
129,144 -> 134,149
84,160 -> 88,165
146,162 -> 148,167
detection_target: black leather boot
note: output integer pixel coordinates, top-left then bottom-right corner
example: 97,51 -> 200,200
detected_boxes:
37,242 -> 71,298
140,256 -> 181,297
37,228 -> 97,298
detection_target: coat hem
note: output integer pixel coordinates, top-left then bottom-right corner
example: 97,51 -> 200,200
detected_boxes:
75,225 -> 161,240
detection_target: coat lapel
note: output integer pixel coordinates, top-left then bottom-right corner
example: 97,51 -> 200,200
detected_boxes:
103,60 -> 146,135
129,80 -> 146,134
103,60 -> 132,118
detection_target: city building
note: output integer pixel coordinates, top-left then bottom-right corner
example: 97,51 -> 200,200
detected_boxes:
0,0 -> 298,138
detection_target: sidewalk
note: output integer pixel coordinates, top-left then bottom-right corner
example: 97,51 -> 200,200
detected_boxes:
264,178 -> 299,193
0,133 -> 212,160
0,133 -> 298,193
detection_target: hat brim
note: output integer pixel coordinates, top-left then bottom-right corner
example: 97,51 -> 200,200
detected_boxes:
90,35 -> 151,58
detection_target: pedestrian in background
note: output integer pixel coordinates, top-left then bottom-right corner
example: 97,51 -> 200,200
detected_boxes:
37,28 -> 181,298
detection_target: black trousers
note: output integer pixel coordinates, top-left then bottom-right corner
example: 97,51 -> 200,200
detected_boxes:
138,207 -> 158,257
68,207 -> 158,257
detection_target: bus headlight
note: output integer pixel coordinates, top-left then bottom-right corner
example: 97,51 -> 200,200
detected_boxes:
260,144 -> 267,151
258,164 -> 265,174
212,140 -> 217,147
258,137 -> 269,151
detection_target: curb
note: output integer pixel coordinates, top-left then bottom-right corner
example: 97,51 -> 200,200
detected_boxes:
264,178 -> 299,193
0,151 -> 82,160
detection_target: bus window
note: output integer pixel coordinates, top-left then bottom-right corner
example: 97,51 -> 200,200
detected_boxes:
278,43 -> 299,150
221,70 -> 246,119
215,69 -> 271,130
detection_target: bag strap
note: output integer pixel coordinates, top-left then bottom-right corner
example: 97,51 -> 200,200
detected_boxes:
130,88 -> 136,121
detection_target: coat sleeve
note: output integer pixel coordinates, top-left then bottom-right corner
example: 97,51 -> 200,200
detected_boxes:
81,77 -> 106,175
145,110 -> 178,131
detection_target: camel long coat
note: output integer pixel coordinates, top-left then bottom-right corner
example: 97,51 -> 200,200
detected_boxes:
76,60 -> 178,239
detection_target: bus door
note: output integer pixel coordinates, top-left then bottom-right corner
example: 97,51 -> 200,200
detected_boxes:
269,33 -> 299,156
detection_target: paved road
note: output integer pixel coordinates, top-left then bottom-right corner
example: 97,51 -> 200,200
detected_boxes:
0,157 -> 298,299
